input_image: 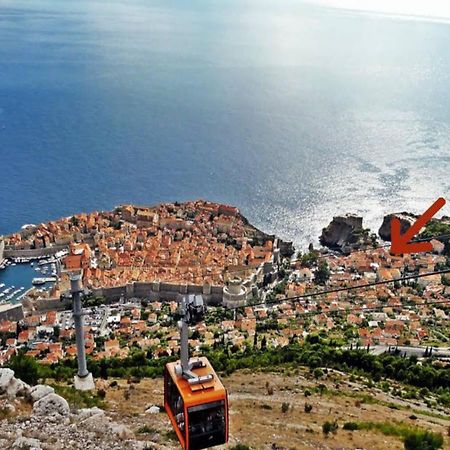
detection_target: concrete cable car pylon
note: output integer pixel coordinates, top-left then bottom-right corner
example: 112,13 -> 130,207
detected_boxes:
175,294 -> 213,385
59,244 -> 95,390
69,271 -> 95,391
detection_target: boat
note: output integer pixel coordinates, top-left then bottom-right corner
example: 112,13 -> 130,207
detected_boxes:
38,257 -> 57,266
32,277 -> 56,286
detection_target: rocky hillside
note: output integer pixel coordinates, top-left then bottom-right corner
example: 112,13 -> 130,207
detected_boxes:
0,368 -> 166,450
1,367 -> 449,450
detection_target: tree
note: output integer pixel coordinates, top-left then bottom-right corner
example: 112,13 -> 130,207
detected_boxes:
301,251 -> 319,268
261,336 -> 267,350
314,261 -> 330,285
8,353 -> 39,385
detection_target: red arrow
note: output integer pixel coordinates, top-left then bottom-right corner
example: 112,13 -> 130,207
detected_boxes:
390,197 -> 446,255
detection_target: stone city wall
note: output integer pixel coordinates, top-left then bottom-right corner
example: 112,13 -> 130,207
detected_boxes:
4,245 -> 68,259
92,281 -> 224,305
32,297 -> 72,313
0,304 -> 24,322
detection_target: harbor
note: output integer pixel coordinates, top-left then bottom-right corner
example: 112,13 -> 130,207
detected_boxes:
0,252 -> 66,305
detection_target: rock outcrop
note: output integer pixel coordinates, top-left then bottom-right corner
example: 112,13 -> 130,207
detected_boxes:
12,436 -> 42,449
0,398 -> 16,415
29,385 -> 55,403
378,212 -> 417,241
320,215 -> 373,252
0,369 -> 164,450
146,405 -> 160,414
33,393 -> 70,417
77,407 -> 134,439
0,368 -> 30,400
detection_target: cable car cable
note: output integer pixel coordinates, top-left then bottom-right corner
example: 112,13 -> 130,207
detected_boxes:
234,267 -> 450,310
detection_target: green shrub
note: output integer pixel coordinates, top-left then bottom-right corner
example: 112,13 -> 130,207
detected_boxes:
304,402 -> 313,413
52,385 -> 105,409
351,421 -> 444,449
281,402 -> 290,413
322,421 -> 338,436
403,430 -> 444,450
343,422 -> 359,431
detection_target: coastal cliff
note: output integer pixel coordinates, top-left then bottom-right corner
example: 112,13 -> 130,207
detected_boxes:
320,214 -> 374,252
378,212 -> 417,241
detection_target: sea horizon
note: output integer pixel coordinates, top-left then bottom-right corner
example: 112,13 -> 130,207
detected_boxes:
2,0 -> 450,249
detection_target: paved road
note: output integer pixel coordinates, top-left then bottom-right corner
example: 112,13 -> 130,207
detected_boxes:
370,344 -> 450,359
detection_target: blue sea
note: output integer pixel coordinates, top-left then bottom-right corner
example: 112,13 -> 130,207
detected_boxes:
1,0 -> 450,291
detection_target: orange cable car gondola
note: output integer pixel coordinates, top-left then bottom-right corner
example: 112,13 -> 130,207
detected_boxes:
164,294 -> 229,450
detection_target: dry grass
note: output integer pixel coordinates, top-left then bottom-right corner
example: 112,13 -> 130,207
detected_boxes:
94,369 -> 449,450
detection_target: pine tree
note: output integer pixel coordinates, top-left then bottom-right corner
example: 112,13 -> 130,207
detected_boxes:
261,336 -> 267,350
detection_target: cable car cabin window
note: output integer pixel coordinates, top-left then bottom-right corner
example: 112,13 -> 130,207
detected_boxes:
187,400 -> 226,450
166,373 -> 185,435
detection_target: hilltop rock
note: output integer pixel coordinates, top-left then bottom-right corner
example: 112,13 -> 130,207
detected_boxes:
0,368 -> 30,399
79,409 -> 134,439
0,368 -> 15,384
146,405 -> 160,414
0,399 -> 16,415
33,393 -> 70,417
378,213 -> 417,241
320,215 -> 372,252
12,436 -> 42,449
0,368 -> 15,393
0,371 -> 148,449
29,385 -> 55,403
76,407 -> 105,421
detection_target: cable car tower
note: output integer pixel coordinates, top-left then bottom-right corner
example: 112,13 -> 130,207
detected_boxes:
164,294 -> 229,450
69,271 -> 95,390
59,246 -> 95,391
